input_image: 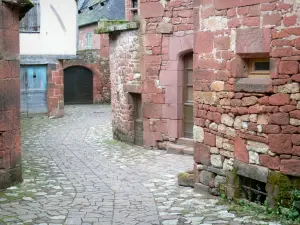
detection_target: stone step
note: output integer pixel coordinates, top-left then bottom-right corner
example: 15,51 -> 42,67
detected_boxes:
166,143 -> 184,155
183,147 -> 194,155
177,137 -> 194,147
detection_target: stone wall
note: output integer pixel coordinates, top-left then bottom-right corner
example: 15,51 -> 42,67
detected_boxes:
110,29 -> 141,143
140,0 -> 194,147
0,0 -> 32,189
193,0 -> 300,198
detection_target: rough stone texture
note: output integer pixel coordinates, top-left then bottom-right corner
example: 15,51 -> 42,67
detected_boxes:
234,160 -> 269,183
0,105 -> 280,225
0,1 -> 29,189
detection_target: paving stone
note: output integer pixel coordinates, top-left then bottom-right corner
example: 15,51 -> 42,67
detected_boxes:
0,106 -> 281,225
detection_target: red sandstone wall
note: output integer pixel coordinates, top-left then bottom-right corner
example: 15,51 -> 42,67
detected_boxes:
193,0 -> 300,192
110,30 -> 141,142
140,0 -> 194,147
78,24 -> 101,50
0,2 -> 23,188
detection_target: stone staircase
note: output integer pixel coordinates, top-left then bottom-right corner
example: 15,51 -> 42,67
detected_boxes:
166,137 -> 194,156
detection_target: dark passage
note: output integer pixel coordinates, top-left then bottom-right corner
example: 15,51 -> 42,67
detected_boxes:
64,66 -> 93,104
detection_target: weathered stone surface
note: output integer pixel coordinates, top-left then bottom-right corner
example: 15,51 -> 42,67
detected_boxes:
249,151 -> 259,165
280,159 -> 300,177
259,155 -> 280,170
156,22 -> 173,34
246,141 -> 269,154
234,137 -> 249,163
178,171 -> 194,188
234,160 -> 269,183
242,96 -> 258,106
210,81 -> 225,92
193,125 -> 204,143
197,92 -> 219,105
214,176 -> 226,189
211,155 -> 223,168
269,134 -> 292,154
194,142 -> 211,166
277,83 -> 300,94
199,170 -> 214,186
221,114 -> 234,127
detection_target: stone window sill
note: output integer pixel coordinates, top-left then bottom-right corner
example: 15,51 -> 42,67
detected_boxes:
234,78 -> 272,93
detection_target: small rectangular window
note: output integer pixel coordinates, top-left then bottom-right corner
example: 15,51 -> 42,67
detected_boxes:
86,33 -> 92,48
248,58 -> 270,78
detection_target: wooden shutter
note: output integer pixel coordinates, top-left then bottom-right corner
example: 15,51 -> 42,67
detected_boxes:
20,1 -> 40,32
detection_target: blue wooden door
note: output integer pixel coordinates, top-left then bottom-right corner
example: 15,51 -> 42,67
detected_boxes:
21,65 -> 47,114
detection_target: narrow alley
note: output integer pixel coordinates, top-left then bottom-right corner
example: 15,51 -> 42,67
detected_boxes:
0,106 -> 278,225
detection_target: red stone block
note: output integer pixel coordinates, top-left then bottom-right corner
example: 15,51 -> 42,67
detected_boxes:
269,113 -> 289,125
194,31 -> 213,54
277,2 -> 293,10
214,36 -> 230,50
143,103 -> 162,119
271,47 -> 292,57
258,96 -> 269,105
269,134 -> 292,154
140,2 -> 164,18
280,105 -> 296,113
283,15 -> 297,27
260,155 -> 280,170
281,125 -> 299,134
292,134 -> 300,146
293,146 -> 300,157
151,94 -> 165,104
290,110 -> 300,120
237,6 -> 249,16
263,13 -> 282,26
263,125 -> 281,134
272,39 -> 293,47
194,69 -> 215,81
261,3 -> 276,11
162,104 -> 183,120
242,17 -> 260,27
280,159 -> 300,177
204,132 -> 216,147
234,137 -> 249,163
249,4 -> 261,16
291,74 -> 300,82
0,60 -> 19,79
228,18 -> 241,28
194,142 -> 211,166
279,61 -> 299,74
236,27 -> 271,54
269,94 -> 290,106
214,0 -> 275,10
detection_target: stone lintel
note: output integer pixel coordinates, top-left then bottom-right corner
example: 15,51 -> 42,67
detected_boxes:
234,160 -> 269,183
95,21 -> 140,34
235,78 -> 272,93
124,84 -> 142,94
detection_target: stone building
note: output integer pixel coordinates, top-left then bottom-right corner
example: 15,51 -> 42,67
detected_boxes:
99,0 -> 300,207
0,0 -> 32,189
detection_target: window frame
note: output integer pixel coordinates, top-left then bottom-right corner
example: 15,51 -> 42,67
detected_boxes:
248,58 -> 270,78
86,32 -> 92,49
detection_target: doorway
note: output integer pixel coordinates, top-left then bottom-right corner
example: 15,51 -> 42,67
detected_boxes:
132,94 -> 143,146
183,53 -> 194,138
20,65 -> 47,115
64,66 -> 93,104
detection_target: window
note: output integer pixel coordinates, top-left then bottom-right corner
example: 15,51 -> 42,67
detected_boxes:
86,33 -> 92,48
248,58 -> 270,78
132,0 -> 138,8
239,176 -> 267,204
20,0 -> 40,32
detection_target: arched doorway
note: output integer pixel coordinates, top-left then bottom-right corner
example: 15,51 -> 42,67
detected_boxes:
183,53 -> 194,138
64,66 -> 93,104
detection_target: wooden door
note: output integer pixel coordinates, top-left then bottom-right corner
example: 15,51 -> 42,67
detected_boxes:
133,94 -> 143,146
183,53 -> 194,138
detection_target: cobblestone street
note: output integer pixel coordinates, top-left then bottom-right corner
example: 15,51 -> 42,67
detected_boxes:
0,106 -> 279,225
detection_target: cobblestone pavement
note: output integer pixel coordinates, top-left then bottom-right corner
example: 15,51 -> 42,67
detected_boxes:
0,105 -> 280,225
